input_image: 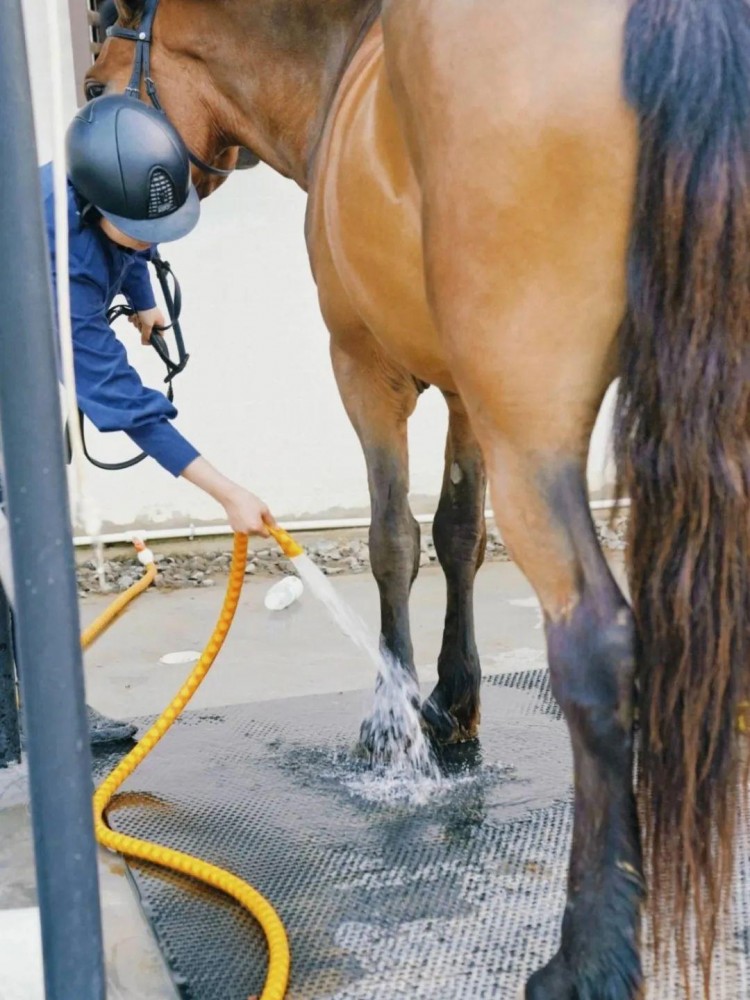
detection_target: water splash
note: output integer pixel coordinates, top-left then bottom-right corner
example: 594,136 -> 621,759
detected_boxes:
289,554 -> 441,799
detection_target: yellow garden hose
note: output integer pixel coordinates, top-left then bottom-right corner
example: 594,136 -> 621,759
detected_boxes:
80,538 -> 156,649
89,526 -> 303,1000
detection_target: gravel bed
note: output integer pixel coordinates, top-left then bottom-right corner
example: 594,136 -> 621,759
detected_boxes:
76,515 -> 629,596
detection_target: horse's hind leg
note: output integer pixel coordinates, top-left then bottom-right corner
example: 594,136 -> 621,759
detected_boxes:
422,390 -> 486,742
514,461 -> 643,1000
442,336 -> 642,999
381,3 -> 643,986
475,416 -> 643,999
330,336 -> 421,679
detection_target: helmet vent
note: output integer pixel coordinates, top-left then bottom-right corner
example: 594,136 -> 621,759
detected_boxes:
147,168 -> 177,218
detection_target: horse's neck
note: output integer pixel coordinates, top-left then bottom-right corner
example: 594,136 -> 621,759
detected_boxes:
202,0 -> 381,187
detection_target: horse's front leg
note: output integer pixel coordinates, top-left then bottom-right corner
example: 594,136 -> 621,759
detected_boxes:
330,337 -> 421,678
421,390 -> 486,743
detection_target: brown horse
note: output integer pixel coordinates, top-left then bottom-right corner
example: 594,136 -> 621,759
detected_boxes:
90,1 -> 750,996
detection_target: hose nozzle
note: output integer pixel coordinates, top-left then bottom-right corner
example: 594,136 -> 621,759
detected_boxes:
268,525 -> 304,559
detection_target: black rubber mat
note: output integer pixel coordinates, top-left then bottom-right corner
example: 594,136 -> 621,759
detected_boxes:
93,670 -> 750,1000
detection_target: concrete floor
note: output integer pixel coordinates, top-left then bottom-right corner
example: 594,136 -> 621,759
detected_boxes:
0,554 -> 625,999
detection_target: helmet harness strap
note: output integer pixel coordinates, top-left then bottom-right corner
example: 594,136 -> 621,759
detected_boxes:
75,252 -> 190,471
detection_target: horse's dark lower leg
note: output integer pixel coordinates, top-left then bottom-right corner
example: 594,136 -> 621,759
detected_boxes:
527,591 -> 642,1000
330,340 -> 421,679
474,445 -> 641,999
422,391 -> 486,743
502,463 -> 642,1000
367,445 -> 420,676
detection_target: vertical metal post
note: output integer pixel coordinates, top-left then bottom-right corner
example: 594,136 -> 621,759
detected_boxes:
0,2 -> 106,998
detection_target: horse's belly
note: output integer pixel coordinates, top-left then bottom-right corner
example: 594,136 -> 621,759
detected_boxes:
308,25 -> 455,391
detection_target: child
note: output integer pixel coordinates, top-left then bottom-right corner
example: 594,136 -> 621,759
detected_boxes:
42,94 -> 276,744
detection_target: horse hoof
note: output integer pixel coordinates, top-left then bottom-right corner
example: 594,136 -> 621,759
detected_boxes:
357,711 -> 419,764
421,691 -> 479,744
525,954 -> 575,1000
525,932 -> 642,1000
357,716 -> 393,761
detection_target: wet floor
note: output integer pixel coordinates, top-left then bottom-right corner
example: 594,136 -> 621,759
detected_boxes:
91,678 -> 573,999
0,556 -> 622,999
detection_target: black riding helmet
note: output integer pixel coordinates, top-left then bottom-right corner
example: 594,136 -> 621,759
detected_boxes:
66,95 -> 200,244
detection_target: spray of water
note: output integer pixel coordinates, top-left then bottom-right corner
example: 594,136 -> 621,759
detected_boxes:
289,554 -> 442,801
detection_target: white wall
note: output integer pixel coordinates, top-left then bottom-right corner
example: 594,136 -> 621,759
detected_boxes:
24,2 -> 616,534
24,0 -> 78,163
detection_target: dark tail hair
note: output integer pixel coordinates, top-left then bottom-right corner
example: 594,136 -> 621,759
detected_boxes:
616,0 -> 750,987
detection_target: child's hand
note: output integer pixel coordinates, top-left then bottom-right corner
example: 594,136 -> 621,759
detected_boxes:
129,307 -> 167,345
180,458 -> 277,538
221,486 -> 275,537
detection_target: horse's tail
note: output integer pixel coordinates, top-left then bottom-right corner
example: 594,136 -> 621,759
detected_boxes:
616,0 -> 750,982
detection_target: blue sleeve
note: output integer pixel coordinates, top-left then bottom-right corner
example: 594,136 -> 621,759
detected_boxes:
70,270 -> 199,477
120,253 -> 157,311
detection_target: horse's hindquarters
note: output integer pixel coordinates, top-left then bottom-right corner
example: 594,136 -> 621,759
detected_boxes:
381,0 -> 637,446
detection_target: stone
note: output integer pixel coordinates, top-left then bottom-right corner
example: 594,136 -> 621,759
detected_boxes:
72,516 -> 629,593
314,543 -> 337,558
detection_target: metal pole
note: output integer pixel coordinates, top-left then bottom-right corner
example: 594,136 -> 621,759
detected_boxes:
0,2 -> 106,998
